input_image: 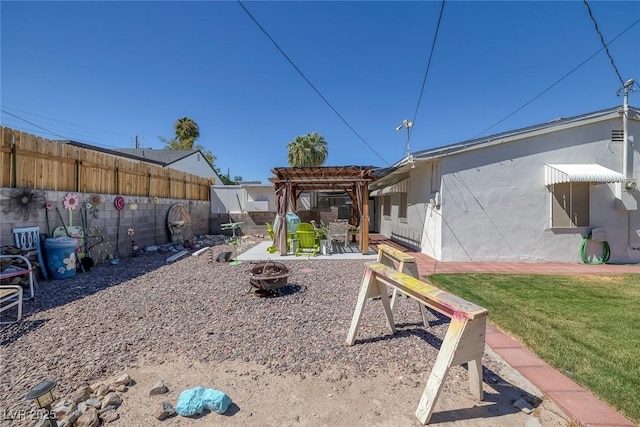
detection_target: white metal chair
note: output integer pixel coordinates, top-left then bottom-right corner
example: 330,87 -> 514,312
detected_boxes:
0,285 -> 23,324
328,222 -> 350,249
1,254 -> 30,323
13,226 -> 48,280
0,254 -> 35,301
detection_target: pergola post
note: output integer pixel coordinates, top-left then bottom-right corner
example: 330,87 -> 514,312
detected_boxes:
360,183 -> 369,254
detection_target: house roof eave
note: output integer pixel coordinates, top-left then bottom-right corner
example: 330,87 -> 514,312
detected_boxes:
410,106 -> 632,164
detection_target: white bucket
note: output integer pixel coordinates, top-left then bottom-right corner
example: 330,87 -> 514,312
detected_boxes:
320,239 -> 329,255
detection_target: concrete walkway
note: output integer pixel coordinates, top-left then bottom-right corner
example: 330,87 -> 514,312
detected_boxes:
405,249 -> 637,427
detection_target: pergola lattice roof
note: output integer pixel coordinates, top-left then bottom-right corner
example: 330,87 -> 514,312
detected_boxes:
269,166 -> 379,191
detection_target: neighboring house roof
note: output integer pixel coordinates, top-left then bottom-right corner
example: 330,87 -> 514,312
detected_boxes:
59,140 -> 166,166
115,149 -> 222,181
372,105 -> 639,188
115,148 -> 200,165
60,141 -> 222,181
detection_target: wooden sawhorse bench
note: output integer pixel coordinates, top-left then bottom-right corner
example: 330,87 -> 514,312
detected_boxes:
346,260 -> 488,425
376,244 -> 429,327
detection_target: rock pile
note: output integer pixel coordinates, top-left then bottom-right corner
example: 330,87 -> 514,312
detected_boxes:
51,373 -> 131,426
50,374 -> 179,426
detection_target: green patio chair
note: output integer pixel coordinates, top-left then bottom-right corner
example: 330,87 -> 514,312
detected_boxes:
296,222 -> 315,232
265,222 -> 277,253
295,230 -> 319,256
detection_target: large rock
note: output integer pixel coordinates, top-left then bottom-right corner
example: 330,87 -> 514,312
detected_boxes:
94,384 -> 110,397
101,411 -> 120,423
52,401 -> 76,419
175,386 -> 232,416
101,392 -> 122,409
89,381 -> 104,392
84,398 -> 102,409
149,381 -> 169,396
63,409 -> 81,425
71,386 -> 92,404
75,407 -> 99,427
111,373 -> 131,387
154,401 -> 176,420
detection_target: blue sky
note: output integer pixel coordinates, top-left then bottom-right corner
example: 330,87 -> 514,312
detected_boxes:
2,1 -> 639,183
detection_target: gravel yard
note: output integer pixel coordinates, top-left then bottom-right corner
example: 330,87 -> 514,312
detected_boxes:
0,238 -> 568,426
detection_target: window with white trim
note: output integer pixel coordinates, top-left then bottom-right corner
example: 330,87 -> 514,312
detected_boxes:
550,182 -> 590,228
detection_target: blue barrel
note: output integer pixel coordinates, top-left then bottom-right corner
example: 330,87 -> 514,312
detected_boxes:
44,237 -> 77,279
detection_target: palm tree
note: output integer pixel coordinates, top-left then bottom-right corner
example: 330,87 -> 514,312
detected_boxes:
173,117 -> 200,148
159,117 -> 216,164
287,132 -> 328,167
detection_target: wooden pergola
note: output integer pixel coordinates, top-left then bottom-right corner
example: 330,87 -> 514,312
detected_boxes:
269,166 -> 379,255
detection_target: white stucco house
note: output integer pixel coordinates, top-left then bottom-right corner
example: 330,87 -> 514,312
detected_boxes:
370,105 -> 640,263
116,148 -> 222,181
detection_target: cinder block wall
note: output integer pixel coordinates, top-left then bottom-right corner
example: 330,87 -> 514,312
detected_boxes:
1,190 -> 211,259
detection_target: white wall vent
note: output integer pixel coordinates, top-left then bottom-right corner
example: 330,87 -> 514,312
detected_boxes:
611,129 -> 624,143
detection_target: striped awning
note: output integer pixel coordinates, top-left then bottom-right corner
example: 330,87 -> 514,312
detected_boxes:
370,178 -> 409,196
545,164 -> 625,186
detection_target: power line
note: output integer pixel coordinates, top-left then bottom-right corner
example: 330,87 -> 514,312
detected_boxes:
236,0 -> 390,166
412,0 -> 446,127
0,105 -> 132,140
0,108 -> 68,139
583,0 -> 625,86
0,106 -> 138,149
470,16 -> 640,139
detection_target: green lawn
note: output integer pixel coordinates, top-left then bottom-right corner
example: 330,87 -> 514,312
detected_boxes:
428,273 -> 640,424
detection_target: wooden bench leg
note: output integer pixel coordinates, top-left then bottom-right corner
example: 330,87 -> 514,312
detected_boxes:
416,315 -> 486,424
415,316 -> 469,425
346,269 -> 396,346
390,289 -> 429,328
379,283 -> 395,334
389,262 -> 429,328
467,358 -> 483,400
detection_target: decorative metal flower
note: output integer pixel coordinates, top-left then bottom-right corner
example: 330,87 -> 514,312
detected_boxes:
84,202 -> 93,210
88,195 -> 101,219
45,201 -> 54,210
90,194 -> 103,205
0,188 -> 46,221
63,193 -> 79,210
127,227 -> 135,237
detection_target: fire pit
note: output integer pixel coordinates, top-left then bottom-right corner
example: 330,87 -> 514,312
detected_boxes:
246,261 -> 291,296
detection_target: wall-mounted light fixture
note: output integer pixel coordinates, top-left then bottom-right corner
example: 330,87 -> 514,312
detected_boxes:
625,179 -> 637,190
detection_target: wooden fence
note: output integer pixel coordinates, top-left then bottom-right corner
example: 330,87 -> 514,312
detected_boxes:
0,127 -> 212,200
